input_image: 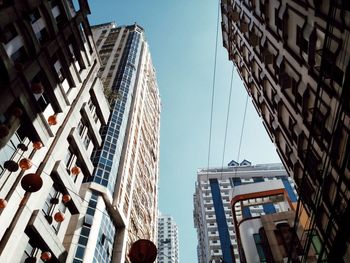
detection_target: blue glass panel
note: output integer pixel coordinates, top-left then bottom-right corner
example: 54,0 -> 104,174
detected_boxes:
263,203 -> 276,214
210,179 -> 235,263
253,177 -> 264,182
281,178 -> 298,202
242,207 -> 252,219
231,178 -> 241,186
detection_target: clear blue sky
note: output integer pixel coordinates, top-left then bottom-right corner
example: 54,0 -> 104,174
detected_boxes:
88,1 -> 280,262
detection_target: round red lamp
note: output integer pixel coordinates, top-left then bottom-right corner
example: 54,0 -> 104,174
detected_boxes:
62,194 -> 71,203
40,251 -> 52,262
33,141 -> 43,150
48,114 -> 57,126
71,166 -> 81,176
128,239 -> 157,263
4,160 -> 19,172
54,211 -> 65,222
21,173 -> 43,193
19,158 -> 32,170
0,198 -> 7,209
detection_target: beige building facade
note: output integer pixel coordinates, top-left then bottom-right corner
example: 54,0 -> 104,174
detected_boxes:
0,1 -> 110,263
91,22 -> 161,262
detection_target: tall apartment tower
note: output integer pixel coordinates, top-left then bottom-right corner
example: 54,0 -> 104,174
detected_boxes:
193,161 -> 297,263
220,0 -> 350,261
157,214 -> 180,263
0,1 -> 110,263
72,22 -> 160,263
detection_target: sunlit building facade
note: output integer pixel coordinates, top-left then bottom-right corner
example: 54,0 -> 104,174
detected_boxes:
157,214 -> 180,263
0,1 -> 111,263
230,175 -> 315,262
74,22 -> 161,263
220,0 -> 350,261
193,161 -> 297,263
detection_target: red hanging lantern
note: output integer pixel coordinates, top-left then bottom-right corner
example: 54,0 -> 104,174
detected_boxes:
33,141 -> 43,150
71,166 -> 81,176
40,251 -> 52,262
128,239 -> 157,263
62,194 -> 71,203
17,143 -> 28,151
19,158 -> 32,170
0,198 -> 7,209
4,160 -> 19,172
21,173 -> 43,192
12,107 -> 23,118
48,114 -> 58,126
31,82 -> 44,94
0,124 -> 9,138
54,211 -> 65,222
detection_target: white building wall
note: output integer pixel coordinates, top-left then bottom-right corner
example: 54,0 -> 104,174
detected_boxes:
157,214 -> 179,263
193,162 -> 290,263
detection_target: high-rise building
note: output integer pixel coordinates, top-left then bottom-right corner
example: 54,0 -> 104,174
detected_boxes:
0,1 -> 110,263
220,0 -> 350,261
193,161 -> 297,263
157,214 -> 180,263
70,22 -> 161,263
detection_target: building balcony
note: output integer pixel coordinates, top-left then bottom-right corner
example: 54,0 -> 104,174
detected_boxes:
67,127 -> 94,177
51,160 -> 82,214
81,102 -> 102,145
27,209 -> 67,262
90,78 -> 110,125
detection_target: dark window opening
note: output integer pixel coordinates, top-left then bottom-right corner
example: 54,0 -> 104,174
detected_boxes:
1,23 -> 17,43
296,26 -> 308,53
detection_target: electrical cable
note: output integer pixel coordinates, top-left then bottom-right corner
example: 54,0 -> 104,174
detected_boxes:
206,0 -> 220,175
220,65 -> 235,180
236,93 -> 248,164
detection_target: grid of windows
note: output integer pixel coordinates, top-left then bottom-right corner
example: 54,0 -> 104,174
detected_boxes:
93,212 -> 116,263
42,186 -> 66,233
73,192 -> 98,263
90,30 -> 142,195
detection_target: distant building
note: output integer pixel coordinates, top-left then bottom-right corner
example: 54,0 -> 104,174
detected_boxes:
71,22 -> 161,262
220,0 -> 350,261
193,161 -> 297,263
230,175 -> 315,262
157,214 -> 179,263
0,1 -> 110,263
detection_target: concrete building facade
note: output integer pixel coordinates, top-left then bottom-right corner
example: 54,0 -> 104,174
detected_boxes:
0,1 -> 110,263
75,22 -> 160,263
220,0 -> 350,261
157,214 -> 179,263
230,176 -> 314,262
193,161 -> 297,263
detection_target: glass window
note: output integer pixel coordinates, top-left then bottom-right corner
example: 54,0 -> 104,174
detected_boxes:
75,245 -> 85,259
64,148 -> 74,168
77,120 -> 85,136
84,133 -> 91,149
253,233 -> 267,263
42,187 -> 58,215
29,9 -> 41,24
